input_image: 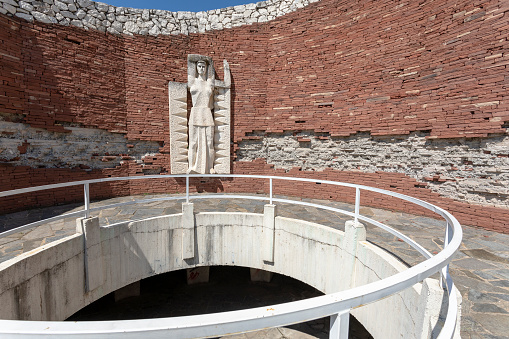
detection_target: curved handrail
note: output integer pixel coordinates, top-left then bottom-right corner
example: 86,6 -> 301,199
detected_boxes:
0,174 -> 462,338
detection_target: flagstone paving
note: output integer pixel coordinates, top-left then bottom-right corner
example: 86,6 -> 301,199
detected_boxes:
1,193 -> 508,338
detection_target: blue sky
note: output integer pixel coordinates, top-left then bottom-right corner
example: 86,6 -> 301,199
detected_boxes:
103,0 -> 251,12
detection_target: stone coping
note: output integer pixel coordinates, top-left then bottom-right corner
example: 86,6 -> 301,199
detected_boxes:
0,0 -> 320,36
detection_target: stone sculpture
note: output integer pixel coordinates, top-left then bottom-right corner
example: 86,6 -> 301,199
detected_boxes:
169,54 -> 231,174
187,55 -> 216,174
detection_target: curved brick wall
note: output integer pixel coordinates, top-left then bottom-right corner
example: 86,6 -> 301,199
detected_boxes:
0,0 -> 508,233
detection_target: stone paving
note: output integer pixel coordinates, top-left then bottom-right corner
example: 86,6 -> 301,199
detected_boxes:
1,193 -> 509,338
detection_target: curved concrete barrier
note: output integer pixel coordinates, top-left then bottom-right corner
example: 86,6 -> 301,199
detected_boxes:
0,205 -> 449,338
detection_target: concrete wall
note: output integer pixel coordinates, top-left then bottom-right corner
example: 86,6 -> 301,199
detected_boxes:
353,240 -> 432,339
0,234 -> 85,320
0,212 -> 447,338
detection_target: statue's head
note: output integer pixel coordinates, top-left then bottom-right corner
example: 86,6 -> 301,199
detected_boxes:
196,60 -> 207,76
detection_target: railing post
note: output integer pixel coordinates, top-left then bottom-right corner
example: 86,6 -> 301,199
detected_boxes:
269,178 -> 273,205
84,183 -> 90,219
186,175 -> 190,203
330,309 -> 350,339
354,187 -> 360,223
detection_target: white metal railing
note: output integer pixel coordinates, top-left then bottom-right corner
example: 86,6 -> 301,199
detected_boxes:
0,174 -> 463,339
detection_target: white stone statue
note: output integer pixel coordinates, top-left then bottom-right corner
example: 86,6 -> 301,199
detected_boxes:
168,55 -> 231,175
187,55 -> 215,174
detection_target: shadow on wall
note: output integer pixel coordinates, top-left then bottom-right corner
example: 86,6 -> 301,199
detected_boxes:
20,20 -> 127,133
0,17 -> 131,214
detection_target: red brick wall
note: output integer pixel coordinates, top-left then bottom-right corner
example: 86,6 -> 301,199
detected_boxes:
230,160 -> 509,234
0,15 -> 127,132
0,0 -> 508,232
260,0 -> 509,138
0,16 -> 23,122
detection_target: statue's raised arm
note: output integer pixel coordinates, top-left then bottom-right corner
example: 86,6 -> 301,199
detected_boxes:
187,57 -> 196,87
207,58 -> 215,87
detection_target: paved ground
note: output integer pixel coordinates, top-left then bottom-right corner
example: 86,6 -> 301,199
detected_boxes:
1,193 -> 508,338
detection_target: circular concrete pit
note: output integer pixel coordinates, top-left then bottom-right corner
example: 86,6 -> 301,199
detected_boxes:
0,206 -> 455,338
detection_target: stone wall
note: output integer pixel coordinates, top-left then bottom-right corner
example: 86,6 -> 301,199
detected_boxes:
0,121 -> 161,170
0,0 -> 508,232
0,0 -> 319,35
238,132 -> 509,208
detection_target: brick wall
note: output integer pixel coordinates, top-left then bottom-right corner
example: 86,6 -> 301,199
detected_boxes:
259,0 -> 509,138
0,0 -> 508,232
0,15 -> 127,133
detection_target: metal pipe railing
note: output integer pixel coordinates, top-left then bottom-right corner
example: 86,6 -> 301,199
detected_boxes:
84,183 -> 90,219
0,174 -> 462,339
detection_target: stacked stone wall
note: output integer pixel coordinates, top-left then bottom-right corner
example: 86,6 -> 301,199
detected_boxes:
0,0 -> 319,35
238,132 -> 509,208
0,0 -> 508,233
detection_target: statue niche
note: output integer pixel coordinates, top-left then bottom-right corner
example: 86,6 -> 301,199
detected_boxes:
168,54 -> 231,174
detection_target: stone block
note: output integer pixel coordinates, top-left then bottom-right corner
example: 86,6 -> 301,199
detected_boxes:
182,203 -> 194,260
262,204 -> 276,262
340,220 -> 366,290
